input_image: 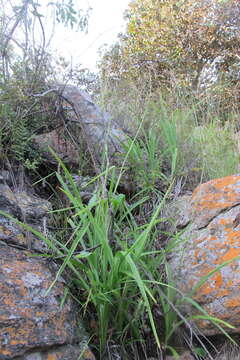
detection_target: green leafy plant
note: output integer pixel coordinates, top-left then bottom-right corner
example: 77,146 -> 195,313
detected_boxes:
121,130 -> 165,192
0,166 -> 237,359
192,120 -> 239,180
48,156 -> 170,354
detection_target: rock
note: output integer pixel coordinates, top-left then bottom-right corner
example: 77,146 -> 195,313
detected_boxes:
166,351 -> 194,360
34,126 -> 80,166
0,179 -> 95,359
14,345 -> 96,360
68,175 -> 97,203
0,241 -> 95,360
34,85 -> 133,191
170,175 -> 240,335
33,85 -> 137,193
34,85 -> 128,168
0,170 -> 12,185
58,84 -> 127,164
0,184 -> 51,252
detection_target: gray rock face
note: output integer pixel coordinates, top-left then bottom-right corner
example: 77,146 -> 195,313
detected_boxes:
34,85 -> 128,168
0,184 -> 51,252
34,126 -> 80,166
34,85 -> 133,192
0,242 -> 94,360
59,84 -> 127,164
14,345 -> 96,360
0,174 -> 95,359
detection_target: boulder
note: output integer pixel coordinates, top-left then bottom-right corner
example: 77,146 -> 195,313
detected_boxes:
170,175 -> 240,335
58,84 -> 127,164
0,241 -> 95,360
34,85 -> 132,190
34,126 -> 80,166
0,183 -> 51,252
0,172 -> 95,359
36,85 -> 128,167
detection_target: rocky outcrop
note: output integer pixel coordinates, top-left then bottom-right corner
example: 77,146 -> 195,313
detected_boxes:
170,175 -> 240,335
35,85 -> 128,169
0,242 -> 94,360
34,126 -> 80,166
0,183 -> 51,252
58,85 -> 127,164
0,172 -> 95,359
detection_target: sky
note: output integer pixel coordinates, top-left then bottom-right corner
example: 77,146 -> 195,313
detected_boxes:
52,0 -> 130,72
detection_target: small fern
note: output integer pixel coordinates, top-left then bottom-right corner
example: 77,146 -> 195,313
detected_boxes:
11,116 -> 29,162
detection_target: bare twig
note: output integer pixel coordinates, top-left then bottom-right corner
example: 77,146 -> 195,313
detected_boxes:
31,88 -> 58,97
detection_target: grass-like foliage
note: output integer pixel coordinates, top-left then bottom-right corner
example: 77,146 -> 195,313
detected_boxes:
0,149 -> 236,359
1,0 -> 240,358
49,155 -> 169,354
1,90 -> 240,358
99,77 -> 240,191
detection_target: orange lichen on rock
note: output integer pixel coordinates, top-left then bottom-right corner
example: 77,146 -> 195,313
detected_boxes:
0,242 -> 82,358
224,296 -> 240,308
189,175 -> 240,229
221,247 -> 240,262
47,355 -> 57,360
195,271 -> 223,299
170,175 -> 240,335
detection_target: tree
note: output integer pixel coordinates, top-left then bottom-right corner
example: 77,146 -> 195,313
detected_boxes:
0,0 -> 91,82
99,0 -> 240,91
0,0 -> 91,166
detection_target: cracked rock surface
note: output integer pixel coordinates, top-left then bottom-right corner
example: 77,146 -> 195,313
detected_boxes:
170,175 -> 240,335
0,241 -> 94,360
0,184 -> 51,252
0,174 -> 95,359
59,85 -> 127,163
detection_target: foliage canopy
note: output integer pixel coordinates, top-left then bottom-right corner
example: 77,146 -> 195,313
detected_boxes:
0,0 -> 91,166
100,0 -> 240,91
